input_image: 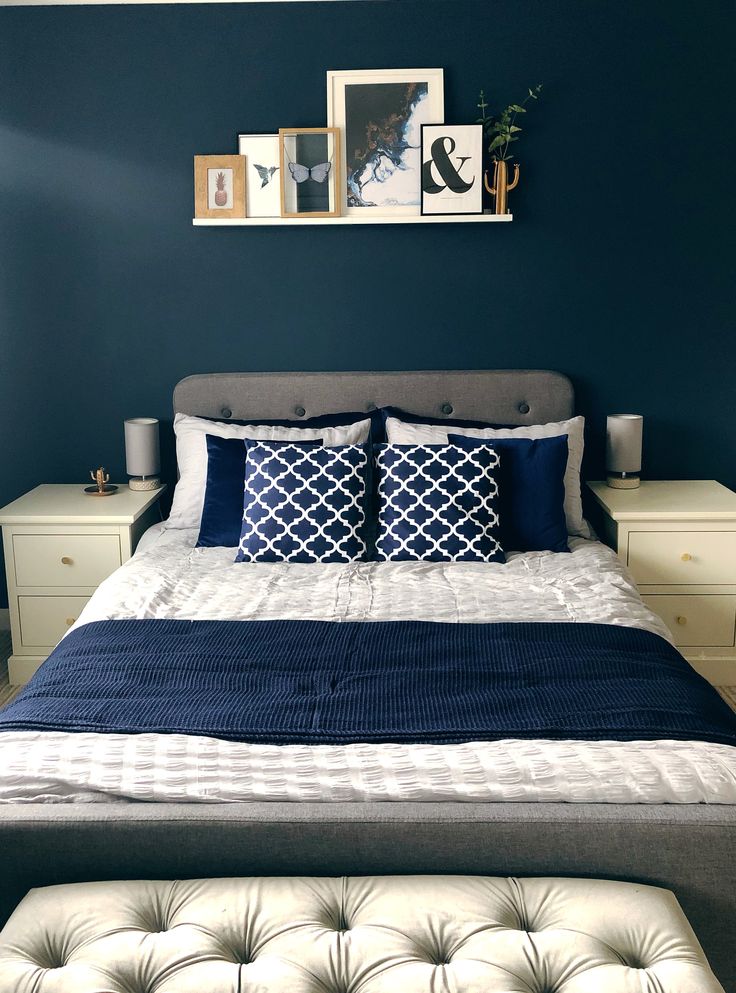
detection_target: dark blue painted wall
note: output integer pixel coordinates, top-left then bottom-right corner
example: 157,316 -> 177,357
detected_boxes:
0,0 -> 733,608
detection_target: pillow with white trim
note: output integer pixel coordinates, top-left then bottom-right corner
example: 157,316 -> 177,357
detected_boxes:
235,442 -> 368,563
168,411 -> 371,531
374,443 -> 505,563
385,414 -> 589,538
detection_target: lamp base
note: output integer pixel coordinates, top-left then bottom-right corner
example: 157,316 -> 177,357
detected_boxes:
129,477 -> 161,492
607,472 -> 640,490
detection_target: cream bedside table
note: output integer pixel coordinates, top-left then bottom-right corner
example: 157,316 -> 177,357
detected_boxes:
0,484 -> 164,685
588,480 -> 736,684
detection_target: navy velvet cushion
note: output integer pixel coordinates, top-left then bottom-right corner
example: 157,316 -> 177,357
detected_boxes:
196,436 -> 249,548
236,443 -> 368,563
449,433 -> 569,553
197,436 -> 322,548
374,443 -> 505,563
196,409 -> 383,549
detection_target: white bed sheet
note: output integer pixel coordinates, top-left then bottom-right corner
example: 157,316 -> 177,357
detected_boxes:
1,525 -> 735,805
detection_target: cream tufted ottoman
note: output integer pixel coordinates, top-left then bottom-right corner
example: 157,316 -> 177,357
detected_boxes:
0,875 -> 724,992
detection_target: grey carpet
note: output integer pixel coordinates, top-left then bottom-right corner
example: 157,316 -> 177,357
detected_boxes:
718,685 -> 736,711
0,631 -> 21,708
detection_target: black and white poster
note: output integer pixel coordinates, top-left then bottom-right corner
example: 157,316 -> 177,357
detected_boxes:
327,68 -> 444,216
421,124 -> 484,216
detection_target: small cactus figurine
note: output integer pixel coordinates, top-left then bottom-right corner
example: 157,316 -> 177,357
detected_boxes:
85,467 -> 118,496
484,159 -> 520,215
91,467 -> 110,492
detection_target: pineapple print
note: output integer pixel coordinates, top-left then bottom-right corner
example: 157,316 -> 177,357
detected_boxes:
214,171 -> 228,207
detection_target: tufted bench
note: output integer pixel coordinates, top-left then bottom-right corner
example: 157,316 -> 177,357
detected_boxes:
0,875 -> 724,992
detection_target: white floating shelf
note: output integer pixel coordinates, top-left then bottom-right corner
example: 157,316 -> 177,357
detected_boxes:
192,213 -> 512,227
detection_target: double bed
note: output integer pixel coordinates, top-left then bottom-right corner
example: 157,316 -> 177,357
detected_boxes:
1,371 -> 734,984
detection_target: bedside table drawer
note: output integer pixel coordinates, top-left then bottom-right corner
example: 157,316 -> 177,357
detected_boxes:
641,594 -> 736,648
628,531 -> 736,585
18,595 -> 90,648
13,534 -> 121,587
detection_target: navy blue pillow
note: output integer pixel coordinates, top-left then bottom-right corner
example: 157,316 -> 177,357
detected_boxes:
449,434 -> 569,553
374,443 -> 505,563
196,410 -> 383,549
197,435 -> 323,548
236,443 -> 368,563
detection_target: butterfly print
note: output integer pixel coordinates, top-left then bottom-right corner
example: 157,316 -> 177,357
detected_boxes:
287,161 -> 332,184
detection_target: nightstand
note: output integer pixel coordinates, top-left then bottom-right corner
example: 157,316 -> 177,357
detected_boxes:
0,484 -> 165,685
588,480 -> 736,684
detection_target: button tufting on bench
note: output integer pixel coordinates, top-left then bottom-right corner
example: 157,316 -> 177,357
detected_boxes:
0,876 -> 724,993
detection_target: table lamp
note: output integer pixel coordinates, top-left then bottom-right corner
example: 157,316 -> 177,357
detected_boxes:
124,417 -> 161,491
606,414 -> 643,489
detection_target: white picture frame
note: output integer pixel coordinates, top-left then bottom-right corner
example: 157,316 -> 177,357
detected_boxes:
238,133 -> 281,217
326,68 -> 444,217
420,124 -> 484,216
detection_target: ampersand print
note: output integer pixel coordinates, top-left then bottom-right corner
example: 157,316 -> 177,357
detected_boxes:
422,135 -> 474,195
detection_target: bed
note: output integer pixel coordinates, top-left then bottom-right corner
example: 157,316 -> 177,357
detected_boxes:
1,370 -> 734,985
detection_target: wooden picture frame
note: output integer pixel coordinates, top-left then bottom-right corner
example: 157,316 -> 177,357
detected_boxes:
194,155 -> 246,219
279,127 -> 341,219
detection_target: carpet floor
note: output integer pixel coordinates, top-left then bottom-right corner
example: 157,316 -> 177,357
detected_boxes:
0,632 -> 20,708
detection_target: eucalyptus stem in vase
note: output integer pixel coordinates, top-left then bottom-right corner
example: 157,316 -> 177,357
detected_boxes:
477,83 -> 542,214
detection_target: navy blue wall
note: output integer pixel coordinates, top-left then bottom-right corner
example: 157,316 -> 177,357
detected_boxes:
0,0 -> 733,608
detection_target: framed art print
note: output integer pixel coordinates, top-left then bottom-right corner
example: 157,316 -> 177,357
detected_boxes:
238,134 -> 281,217
421,124 -> 484,216
326,68 -> 444,216
194,155 -> 246,219
279,127 -> 341,218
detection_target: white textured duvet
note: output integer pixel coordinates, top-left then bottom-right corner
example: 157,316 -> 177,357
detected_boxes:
2,525 -> 735,805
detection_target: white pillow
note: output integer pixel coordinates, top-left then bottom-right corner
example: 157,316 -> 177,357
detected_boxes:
168,412 -> 372,530
385,414 -> 590,538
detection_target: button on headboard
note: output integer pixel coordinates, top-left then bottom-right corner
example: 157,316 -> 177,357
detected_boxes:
173,370 -> 574,425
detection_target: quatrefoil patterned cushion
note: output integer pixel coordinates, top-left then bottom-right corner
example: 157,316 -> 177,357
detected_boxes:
375,444 -> 505,562
235,443 -> 367,563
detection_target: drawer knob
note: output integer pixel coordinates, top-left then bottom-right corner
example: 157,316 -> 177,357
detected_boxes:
65,617 -> 76,627
60,556 -> 73,566
680,553 -> 692,562
676,615 -> 687,626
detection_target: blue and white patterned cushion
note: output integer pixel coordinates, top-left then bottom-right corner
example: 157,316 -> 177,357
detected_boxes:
235,443 -> 367,563
374,444 -> 505,562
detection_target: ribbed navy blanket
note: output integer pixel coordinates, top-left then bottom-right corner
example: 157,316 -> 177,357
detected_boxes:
1,620 -> 735,746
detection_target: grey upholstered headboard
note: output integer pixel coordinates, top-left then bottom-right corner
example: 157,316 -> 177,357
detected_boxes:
173,370 -> 574,425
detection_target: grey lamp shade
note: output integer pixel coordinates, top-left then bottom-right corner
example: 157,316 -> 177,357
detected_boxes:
124,417 -> 160,477
606,414 -> 643,473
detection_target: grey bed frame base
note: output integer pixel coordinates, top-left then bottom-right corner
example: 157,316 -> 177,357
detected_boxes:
1,371 -> 733,987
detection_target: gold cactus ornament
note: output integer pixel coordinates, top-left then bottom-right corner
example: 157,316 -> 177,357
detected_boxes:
84,467 -> 118,496
476,83 -> 542,215
485,159 -> 520,215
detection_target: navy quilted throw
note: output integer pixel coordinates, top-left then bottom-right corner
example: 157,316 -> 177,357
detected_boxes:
2,620 -> 736,746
